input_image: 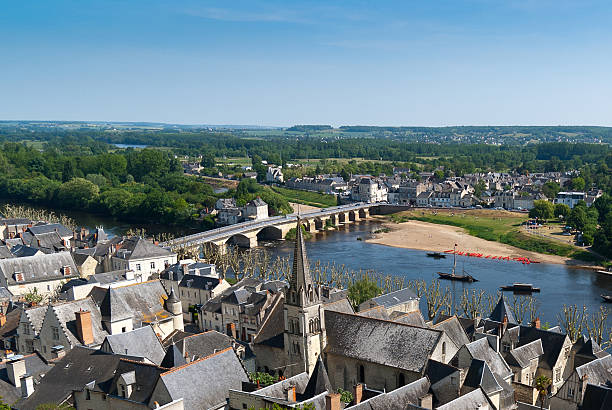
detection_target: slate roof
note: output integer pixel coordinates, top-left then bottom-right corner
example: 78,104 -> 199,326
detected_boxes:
160,329 -> 195,348
0,308 -> 21,340
115,237 -> 174,260
160,344 -> 187,368
91,280 -> 173,326
9,245 -> 40,258
463,359 -> 503,396
432,316 -> 470,348
581,383 -> 612,410
324,311 -> 442,373
392,311 -> 426,327
102,326 -> 165,365
424,359 -> 458,386
46,297 -> 108,347
71,252 -> 95,267
28,223 -> 72,238
0,353 -> 51,405
489,295 -> 516,324
507,339 -> 544,368
254,373 -> 310,399
348,377 -> 431,410
0,251 -> 78,286
464,338 -> 513,380
368,287 -> 418,309
247,197 -> 267,207
323,298 -> 354,315
99,359 -> 165,404
252,294 -> 285,349
16,347 -> 124,410
576,355 -> 612,386
302,356 -> 332,399
179,274 -> 222,291
436,387 -> 492,410
0,245 -> 14,259
88,269 -> 133,285
179,330 -> 233,361
576,338 -> 610,360
152,348 -> 248,409
358,306 -> 390,320
23,305 -> 47,334
514,325 -> 569,370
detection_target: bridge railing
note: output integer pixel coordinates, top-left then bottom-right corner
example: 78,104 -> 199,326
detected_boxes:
162,202 -> 370,247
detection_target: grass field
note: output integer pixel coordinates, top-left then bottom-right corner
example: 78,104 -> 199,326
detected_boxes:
215,156 -> 252,166
271,186 -> 338,208
389,209 -> 602,262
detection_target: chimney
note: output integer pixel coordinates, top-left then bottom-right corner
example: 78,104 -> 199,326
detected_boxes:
325,393 -> 341,410
353,383 -> 364,405
7,358 -> 26,388
21,374 -> 34,398
75,310 -> 94,345
285,385 -> 296,402
182,264 -> 189,275
0,314 -> 6,327
227,323 -> 237,339
532,317 -> 541,329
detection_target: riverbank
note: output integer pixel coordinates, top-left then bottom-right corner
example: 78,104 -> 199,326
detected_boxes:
367,217 -> 602,269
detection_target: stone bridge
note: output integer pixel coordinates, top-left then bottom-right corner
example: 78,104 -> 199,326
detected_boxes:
161,203 -> 375,253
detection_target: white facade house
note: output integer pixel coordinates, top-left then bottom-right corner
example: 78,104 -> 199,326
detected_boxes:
554,192 -> 586,209
266,166 -> 284,183
243,197 -> 268,221
111,237 -> 177,278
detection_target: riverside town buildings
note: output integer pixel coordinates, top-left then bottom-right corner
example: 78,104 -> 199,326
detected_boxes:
0,219 -> 610,408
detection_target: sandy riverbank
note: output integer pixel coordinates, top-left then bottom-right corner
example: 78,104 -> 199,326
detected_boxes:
366,219 -> 587,266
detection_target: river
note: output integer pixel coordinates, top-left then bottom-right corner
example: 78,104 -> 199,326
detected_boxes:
60,211 -> 612,330
265,221 -> 612,330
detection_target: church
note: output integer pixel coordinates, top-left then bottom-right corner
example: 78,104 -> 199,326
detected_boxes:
252,219 -> 453,393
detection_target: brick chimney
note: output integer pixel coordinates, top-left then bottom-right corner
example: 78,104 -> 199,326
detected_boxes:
227,323 -> 237,339
75,309 -> 94,345
285,385 -> 296,402
353,383 -> 364,405
532,317 -> 541,329
325,393 -> 341,410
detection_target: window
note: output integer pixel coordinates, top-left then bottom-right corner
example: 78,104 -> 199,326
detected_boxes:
502,343 -> 511,352
555,368 -> 561,382
568,387 -> 575,398
359,365 -> 365,383
398,373 -> 406,387
151,262 -> 155,269
52,326 -> 60,340
86,390 -> 91,400
122,327 -> 126,333
135,264 -> 141,271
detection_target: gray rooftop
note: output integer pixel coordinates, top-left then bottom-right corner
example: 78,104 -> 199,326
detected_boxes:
576,355 -> 612,386
325,311 -> 442,373
464,338 -> 513,380
0,251 -> 78,286
436,387 -> 492,410
101,326 -> 165,365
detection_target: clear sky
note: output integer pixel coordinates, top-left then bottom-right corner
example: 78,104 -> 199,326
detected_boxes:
2,1 -> 611,126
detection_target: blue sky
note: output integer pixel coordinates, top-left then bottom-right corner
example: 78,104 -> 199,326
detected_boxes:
2,1 -> 611,126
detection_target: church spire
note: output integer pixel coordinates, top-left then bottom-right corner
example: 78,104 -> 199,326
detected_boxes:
288,218 -> 319,306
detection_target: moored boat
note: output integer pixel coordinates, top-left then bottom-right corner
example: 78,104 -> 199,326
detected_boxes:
437,244 -> 478,282
427,252 -> 446,259
500,283 -> 540,293
601,295 -> 612,303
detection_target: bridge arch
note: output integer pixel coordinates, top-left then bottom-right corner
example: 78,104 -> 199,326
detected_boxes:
338,213 -> 346,224
314,218 -> 324,230
359,208 -> 368,219
225,233 -> 254,248
256,226 -> 284,241
349,210 -> 357,221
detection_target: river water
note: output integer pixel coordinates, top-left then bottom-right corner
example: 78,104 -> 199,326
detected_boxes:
265,221 -> 612,330
63,211 -> 612,329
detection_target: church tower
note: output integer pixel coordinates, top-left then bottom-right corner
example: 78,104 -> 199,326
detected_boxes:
284,218 -> 326,377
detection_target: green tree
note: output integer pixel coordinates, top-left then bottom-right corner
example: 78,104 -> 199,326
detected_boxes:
535,375 -> 552,410
529,200 -> 554,220
554,203 -> 571,220
348,278 -> 382,310
57,178 -> 100,209
571,177 -> 586,191
542,181 -> 560,199
567,206 -> 588,231
474,180 -> 487,197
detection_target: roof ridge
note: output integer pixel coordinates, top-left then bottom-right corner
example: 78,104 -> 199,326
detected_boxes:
331,310 -> 442,334
114,279 -> 160,289
119,357 -> 164,368
159,347 -> 233,376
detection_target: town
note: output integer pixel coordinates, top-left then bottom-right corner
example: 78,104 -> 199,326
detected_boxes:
0,211 -> 609,409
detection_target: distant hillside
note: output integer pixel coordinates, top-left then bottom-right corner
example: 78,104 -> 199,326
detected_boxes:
285,125 -> 333,132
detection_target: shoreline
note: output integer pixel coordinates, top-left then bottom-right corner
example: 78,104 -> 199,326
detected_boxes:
365,219 -> 601,270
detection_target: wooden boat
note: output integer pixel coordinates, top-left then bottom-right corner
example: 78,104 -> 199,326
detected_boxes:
500,283 -> 540,293
437,271 -> 478,282
437,244 -> 478,282
601,295 -> 612,303
427,252 -> 446,259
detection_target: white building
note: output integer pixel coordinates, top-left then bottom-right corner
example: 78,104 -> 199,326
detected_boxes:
111,237 -> 177,278
243,197 -> 269,221
554,192 -> 587,209
266,166 -> 284,183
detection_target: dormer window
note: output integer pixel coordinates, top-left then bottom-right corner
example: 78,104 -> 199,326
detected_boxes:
62,266 -> 71,276
14,272 -> 24,282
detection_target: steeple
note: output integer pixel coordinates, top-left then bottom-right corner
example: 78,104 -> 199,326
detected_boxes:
288,218 -> 319,307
